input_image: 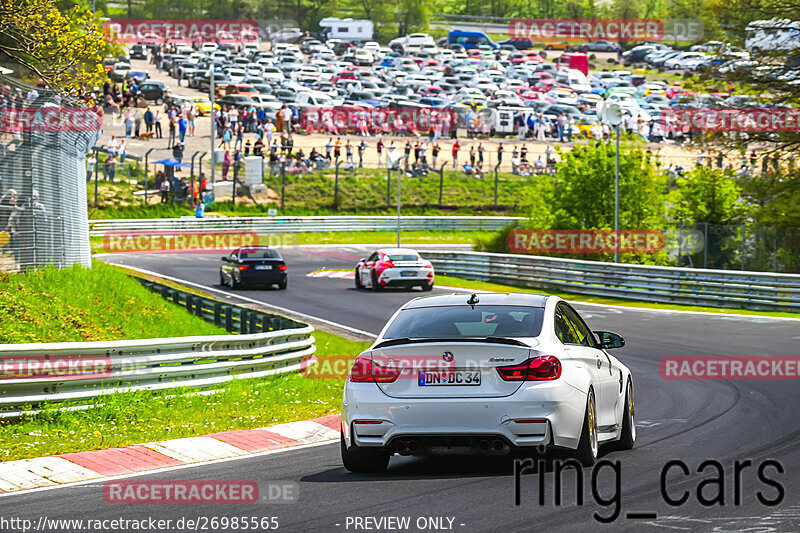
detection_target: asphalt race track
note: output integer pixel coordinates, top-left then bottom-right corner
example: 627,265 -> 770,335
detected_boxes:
5,245 -> 800,532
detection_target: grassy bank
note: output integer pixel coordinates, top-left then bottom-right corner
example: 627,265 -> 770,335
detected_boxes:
87,168 -> 545,218
0,263 -> 227,343
0,264 -> 370,460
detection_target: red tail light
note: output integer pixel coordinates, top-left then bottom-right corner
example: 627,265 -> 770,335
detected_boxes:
349,355 -> 400,383
496,356 -> 561,381
278,265 -> 287,271
238,265 -> 249,271
378,259 -> 394,269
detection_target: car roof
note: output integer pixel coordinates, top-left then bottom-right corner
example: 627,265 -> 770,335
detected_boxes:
403,293 -> 550,309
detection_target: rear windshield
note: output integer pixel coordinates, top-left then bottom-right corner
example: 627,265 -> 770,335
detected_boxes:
387,253 -> 419,261
383,306 -> 545,339
239,248 -> 280,259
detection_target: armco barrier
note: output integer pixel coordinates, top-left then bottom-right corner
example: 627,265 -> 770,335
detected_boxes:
88,216 -> 521,236
426,251 -> 800,312
0,279 -> 315,418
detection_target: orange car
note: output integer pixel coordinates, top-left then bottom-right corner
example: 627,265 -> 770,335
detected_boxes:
543,42 -> 575,51
214,83 -> 259,99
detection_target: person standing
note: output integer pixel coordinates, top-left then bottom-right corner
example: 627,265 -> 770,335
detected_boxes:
376,137 -> 384,167
469,145 -> 476,167
432,143 -> 440,168
167,114 -> 176,147
345,140 -> 354,168
144,106 -> 153,133
452,140 -> 460,170
222,149 -> 231,180
154,108 -> 162,138
187,105 -> 196,136
118,138 -> 128,165
178,114 -> 188,144
358,139 -> 366,168
334,137 -> 342,161
134,107 -> 143,137
233,149 -> 242,182
477,143 -> 484,165
160,176 -> 171,203
86,153 -> 96,182
104,153 -> 117,182
125,107 -> 135,137
497,144 -> 504,168
282,105 -> 293,133
325,137 -> 333,161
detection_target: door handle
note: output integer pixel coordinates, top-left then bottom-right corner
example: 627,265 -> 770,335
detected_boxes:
596,358 -> 602,369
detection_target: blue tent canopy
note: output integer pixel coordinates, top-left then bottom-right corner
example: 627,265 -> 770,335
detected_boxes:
152,158 -> 193,168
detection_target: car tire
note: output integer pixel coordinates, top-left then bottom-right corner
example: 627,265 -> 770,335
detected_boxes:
219,271 -> 226,286
422,281 -> 434,291
546,45 -> 553,50
156,98 -> 162,105
355,268 -> 363,289
575,389 -> 598,467
617,380 -> 636,450
371,271 -> 382,291
340,433 -> 389,473
277,279 -> 287,290
231,275 -> 240,290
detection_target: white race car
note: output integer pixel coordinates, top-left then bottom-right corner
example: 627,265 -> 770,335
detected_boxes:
354,248 -> 434,292
341,293 -> 634,472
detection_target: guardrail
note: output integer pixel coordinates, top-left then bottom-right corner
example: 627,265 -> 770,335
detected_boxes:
426,251 -> 800,312
0,279 -> 315,419
88,216 -> 521,237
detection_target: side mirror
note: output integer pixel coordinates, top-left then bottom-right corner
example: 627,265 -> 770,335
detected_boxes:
596,331 -> 625,350
221,256 -> 229,262
359,258 -> 365,262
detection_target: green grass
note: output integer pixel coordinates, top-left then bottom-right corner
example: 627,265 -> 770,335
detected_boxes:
87,168 -> 545,218
435,274 -> 800,319
90,230 -> 487,254
0,263 -> 227,343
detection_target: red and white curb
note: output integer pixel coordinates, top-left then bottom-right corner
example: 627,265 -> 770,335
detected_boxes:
306,270 -> 354,279
0,414 -> 340,494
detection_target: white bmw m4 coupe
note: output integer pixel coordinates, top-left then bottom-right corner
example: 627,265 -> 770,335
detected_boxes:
341,293 -> 635,472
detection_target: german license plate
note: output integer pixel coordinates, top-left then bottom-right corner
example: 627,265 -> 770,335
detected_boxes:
254,265 -> 272,270
401,270 -> 417,277
418,370 -> 481,386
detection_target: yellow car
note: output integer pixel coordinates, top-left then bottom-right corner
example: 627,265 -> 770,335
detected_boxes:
576,116 -> 599,138
193,96 -> 220,116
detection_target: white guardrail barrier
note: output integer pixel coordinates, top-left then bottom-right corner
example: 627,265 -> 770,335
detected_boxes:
0,280 -> 315,419
88,216 -> 522,236
425,251 -> 800,312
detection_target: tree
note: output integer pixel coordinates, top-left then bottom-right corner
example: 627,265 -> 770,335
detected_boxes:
0,0 -> 113,92
552,137 -> 665,231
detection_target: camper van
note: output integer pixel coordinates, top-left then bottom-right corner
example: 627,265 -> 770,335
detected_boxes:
320,18 -> 374,42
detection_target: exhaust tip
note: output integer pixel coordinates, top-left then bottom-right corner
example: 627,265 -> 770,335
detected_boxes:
407,440 -> 419,452
478,439 -> 491,451
393,440 -> 407,452
492,439 -> 505,451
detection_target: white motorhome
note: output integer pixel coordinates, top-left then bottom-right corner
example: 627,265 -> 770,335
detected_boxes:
320,18 -> 374,42
746,19 -> 800,53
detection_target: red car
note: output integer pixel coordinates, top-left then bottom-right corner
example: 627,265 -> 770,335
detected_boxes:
330,71 -> 360,83
418,86 -> 445,97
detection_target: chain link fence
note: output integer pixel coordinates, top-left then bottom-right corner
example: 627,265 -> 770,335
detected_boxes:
674,222 -> 800,274
0,74 -> 100,272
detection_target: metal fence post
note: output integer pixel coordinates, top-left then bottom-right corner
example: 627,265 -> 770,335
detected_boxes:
225,306 -> 233,331
144,147 -> 155,206
240,310 -> 248,334
703,222 -> 708,269
774,227 -> 778,273
334,160 -> 342,209
190,152 -> 198,208
494,163 -> 500,207
386,167 -> 391,208
280,162 -> 286,209
741,224 -> 746,271
214,302 -> 221,327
